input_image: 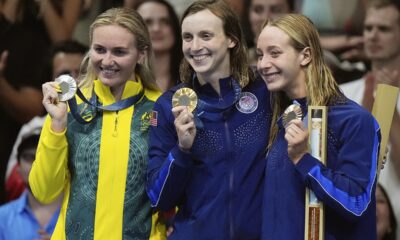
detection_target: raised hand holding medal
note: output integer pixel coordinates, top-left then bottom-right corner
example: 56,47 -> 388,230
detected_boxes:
172,88 -> 198,151
283,103 -> 308,164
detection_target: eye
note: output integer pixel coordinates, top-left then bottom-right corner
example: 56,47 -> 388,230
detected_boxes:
256,51 -> 263,60
182,33 -> 193,42
113,48 -> 126,56
270,51 -> 281,58
200,32 -> 213,40
252,4 -> 264,14
159,18 -> 171,27
94,46 -> 106,54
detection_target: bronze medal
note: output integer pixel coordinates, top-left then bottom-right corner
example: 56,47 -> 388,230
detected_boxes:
282,104 -> 303,128
172,87 -> 198,112
55,74 -> 77,101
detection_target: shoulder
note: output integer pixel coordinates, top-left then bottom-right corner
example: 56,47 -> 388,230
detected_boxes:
144,88 -> 162,102
329,99 -> 378,135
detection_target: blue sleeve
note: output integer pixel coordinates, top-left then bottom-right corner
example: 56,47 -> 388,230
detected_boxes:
146,95 -> 194,210
295,112 -> 380,221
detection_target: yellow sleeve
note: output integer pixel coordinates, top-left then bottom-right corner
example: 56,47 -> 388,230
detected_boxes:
149,211 -> 167,240
29,115 -> 69,204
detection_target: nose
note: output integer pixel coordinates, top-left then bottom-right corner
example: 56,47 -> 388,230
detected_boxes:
191,37 -> 201,51
257,55 -> 272,71
102,52 -> 114,66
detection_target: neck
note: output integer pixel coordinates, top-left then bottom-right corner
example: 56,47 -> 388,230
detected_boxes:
154,52 -> 172,92
371,54 -> 400,72
0,1 -> 19,23
197,71 -> 231,96
285,72 -> 307,99
111,85 -> 125,101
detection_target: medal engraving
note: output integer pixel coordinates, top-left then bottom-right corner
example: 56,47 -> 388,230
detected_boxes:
282,104 -> 303,127
55,74 -> 77,101
172,88 -> 198,112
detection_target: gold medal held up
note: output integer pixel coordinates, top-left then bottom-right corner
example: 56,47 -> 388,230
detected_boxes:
55,74 -> 77,101
172,87 -> 198,112
282,104 -> 303,128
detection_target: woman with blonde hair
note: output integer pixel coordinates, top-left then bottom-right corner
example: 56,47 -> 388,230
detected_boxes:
29,7 -> 165,239
257,13 -> 380,239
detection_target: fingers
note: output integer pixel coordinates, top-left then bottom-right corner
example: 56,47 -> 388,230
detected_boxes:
42,82 -> 60,104
173,106 -> 195,134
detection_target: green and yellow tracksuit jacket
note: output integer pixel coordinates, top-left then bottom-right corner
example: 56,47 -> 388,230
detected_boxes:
29,79 -> 165,239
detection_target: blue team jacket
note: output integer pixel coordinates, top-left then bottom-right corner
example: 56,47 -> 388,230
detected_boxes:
262,97 -> 381,240
147,76 -> 271,240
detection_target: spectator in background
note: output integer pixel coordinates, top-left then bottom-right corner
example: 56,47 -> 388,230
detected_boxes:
135,0 -> 183,92
301,0 -> 368,83
0,0 -> 80,204
376,183 -> 397,240
340,0 -> 400,237
4,40 -> 88,202
242,0 -> 295,66
0,132 -> 62,240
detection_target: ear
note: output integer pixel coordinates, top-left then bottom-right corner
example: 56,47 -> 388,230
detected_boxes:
228,37 -> 237,49
300,47 -> 311,67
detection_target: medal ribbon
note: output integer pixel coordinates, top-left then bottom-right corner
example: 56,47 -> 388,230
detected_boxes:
68,87 -> 144,124
189,74 -> 242,128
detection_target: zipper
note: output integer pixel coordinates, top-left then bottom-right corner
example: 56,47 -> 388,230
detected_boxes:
224,118 -> 235,240
113,111 -> 119,137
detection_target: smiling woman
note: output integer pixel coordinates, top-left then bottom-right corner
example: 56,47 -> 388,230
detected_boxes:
146,0 -> 273,239
29,7 -> 166,240
256,14 -> 380,239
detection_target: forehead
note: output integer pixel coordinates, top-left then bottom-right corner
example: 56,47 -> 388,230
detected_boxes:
137,2 -> 169,19
92,25 -> 136,46
365,5 -> 400,27
257,25 -> 291,48
182,9 -> 224,33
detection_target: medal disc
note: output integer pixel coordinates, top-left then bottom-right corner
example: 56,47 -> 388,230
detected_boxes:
55,74 -> 77,101
172,87 -> 198,112
282,104 -> 303,127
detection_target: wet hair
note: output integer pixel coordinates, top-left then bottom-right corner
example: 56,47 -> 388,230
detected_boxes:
261,14 -> 344,147
180,0 -> 253,88
80,7 -> 157,91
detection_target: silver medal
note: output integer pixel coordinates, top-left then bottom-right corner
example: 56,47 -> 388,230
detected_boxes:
54,74 -> 77,101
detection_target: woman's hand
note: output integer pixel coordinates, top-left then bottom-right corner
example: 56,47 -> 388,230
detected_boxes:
42,81 -> 67,132
172,106 -> 196,152
285,119 -> 309,164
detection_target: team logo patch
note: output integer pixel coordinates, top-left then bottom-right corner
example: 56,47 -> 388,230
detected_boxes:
236,92 -> 258,114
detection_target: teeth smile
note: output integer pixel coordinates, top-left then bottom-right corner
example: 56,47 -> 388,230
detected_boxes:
193,55 -> 207,61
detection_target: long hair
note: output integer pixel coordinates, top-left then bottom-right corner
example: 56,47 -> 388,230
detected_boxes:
135,0 -> 183,86
80,7 -> 157,91
179,0 -> 253,88
264,14 -> 343,147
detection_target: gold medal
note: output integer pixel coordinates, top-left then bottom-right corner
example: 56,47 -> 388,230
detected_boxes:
282,104 -> 303,128
172,87 -> 198,112
55,74 -> 77,101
